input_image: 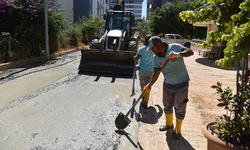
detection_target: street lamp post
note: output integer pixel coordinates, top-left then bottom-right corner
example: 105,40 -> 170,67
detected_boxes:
44,0 -> 49,60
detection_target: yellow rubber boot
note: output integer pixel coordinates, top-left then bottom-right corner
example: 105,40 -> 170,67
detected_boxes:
166,113 -> 173,126
159,113 -> 173,131
173,118 -> 183,138
140,88 -> 148,108
141,88 -> 150,101
175,118 -> 183,133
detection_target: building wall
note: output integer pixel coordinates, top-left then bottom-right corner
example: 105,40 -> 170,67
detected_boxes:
124,0 -> 143,19
54,0 -> 142,22
92,0 -> 110,19
74,0 -> 91,23
53,0 -> 74,22
209,24 -> 218,31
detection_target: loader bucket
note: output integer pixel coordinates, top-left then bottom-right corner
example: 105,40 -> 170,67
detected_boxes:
78,49 -> 136,76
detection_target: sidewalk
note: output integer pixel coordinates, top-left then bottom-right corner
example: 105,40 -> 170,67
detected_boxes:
137,44 -> 237,150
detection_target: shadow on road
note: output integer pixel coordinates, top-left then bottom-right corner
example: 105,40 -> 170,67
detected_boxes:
137,104 -> 163,124
115,130 -> 138,148
78,71 -> 135,83
195,58 -> 237,71
166,129 -> 195,150
0,62 -> 46,82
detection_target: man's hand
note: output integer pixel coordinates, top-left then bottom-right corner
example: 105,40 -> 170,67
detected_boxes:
143,85 -> 151,93
167,51 -> 181,60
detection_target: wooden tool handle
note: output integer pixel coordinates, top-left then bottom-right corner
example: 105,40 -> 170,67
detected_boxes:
125,58 -> 171,118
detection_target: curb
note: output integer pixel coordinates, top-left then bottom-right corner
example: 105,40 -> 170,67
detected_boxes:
0,48 -> 80,71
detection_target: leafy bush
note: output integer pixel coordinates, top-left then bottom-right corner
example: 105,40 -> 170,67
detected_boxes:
0,0 -> 68,61
180,0 -> 250,147
149,0 -> 204,38
0,0 -> 104,63
212,82 -> 250,146
135,19 -> 150,40
75,14 -> 105,44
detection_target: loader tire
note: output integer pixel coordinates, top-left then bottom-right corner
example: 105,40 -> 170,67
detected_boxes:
90,39 -> 99,49
128,41 -> 136,52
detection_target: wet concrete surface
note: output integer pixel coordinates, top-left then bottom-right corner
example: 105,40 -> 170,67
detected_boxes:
0,50 -> 141,149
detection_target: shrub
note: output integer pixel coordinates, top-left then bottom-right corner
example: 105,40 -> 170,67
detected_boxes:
0,0 -> 68,60
75,14 -> 105,44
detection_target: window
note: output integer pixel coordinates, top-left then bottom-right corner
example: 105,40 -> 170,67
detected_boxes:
147,12 -> 153,17
168,35 -> 174,39
129,1 -> 134,3
129,6 -> 133,8
176,36 -> 183,39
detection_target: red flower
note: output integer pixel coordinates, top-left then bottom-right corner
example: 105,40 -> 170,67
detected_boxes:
211,85 -> 217,89
159,62 -> 162,66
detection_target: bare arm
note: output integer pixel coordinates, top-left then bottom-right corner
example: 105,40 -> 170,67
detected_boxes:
133,54 -> 141,61
148,68 -> 161,88
181,47 -> 194,57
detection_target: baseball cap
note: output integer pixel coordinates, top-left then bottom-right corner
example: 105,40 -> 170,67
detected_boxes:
147,36 -> 162,51
145,34 -> 152,41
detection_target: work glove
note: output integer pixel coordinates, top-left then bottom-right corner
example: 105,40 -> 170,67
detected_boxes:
143,85 -> 151,93
168,51 -> 182,58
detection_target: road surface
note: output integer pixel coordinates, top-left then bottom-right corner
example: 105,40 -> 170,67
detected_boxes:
0,50 -> 141,150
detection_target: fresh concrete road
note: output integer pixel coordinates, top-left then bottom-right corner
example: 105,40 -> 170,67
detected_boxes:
0,50 -> 141,150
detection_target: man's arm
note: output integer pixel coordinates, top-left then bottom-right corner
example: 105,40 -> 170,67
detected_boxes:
134,54 -> 141,61
144,68 -> 161,91
180,47 -> 194,57
149,68 -> 161,86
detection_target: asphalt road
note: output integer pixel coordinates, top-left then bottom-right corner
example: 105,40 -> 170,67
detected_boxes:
0,50 -> 141,150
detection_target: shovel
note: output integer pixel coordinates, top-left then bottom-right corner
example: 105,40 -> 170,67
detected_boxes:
130,38 -> 139,97
130,59 -> 136,97
115,57 -> 173,130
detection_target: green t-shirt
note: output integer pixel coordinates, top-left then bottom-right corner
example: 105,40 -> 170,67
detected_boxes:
138,45 -> 154,72
153,43 -> 190,84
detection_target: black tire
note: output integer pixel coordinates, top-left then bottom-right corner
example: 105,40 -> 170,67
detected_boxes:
90,39 -> 99,49
128,40 -> 137,51
184,42 -> 190,48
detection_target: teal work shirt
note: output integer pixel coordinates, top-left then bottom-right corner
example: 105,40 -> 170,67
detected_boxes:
138,45 -> 154,72
153,43 -> 190,84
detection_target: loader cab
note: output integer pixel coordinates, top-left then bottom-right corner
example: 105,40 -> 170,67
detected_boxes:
105,11 -> 134,39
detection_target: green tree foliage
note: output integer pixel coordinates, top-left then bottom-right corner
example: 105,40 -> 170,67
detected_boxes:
135,18 -> 150,39
0,0 -> 104,62
149,0 -> 204,38
0,0 -> 68,61
179,0 -> 248,69
180,0 -> 250,146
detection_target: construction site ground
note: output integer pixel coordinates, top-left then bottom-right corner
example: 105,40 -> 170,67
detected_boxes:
137,43 -> 237,150
0,42 -> 238,149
